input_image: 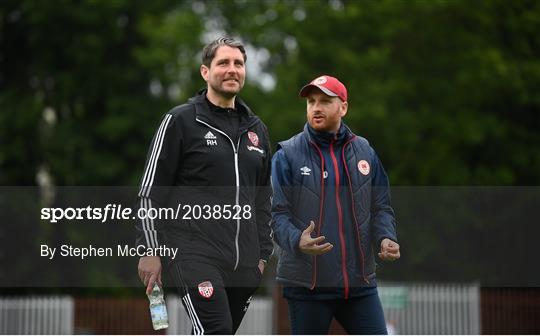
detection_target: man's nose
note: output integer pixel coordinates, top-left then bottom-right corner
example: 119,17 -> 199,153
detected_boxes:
225,63 -> 237,73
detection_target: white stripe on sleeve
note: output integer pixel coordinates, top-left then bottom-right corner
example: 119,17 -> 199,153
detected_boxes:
139,114 -> 172,197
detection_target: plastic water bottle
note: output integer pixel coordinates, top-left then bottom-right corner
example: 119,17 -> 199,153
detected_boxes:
147,283 -> 169,330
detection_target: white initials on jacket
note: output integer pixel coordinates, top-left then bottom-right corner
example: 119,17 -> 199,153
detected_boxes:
204,131 -> 218,146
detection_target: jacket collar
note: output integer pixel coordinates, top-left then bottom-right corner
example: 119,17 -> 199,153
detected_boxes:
190,89 -> 259,131
304,122 -> 354,148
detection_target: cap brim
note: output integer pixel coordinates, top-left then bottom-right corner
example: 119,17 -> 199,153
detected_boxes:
299,84 -> 338,98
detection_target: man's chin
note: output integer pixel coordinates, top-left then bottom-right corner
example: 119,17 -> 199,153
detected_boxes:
309,122 -> 327,132
219,88 -> 240,98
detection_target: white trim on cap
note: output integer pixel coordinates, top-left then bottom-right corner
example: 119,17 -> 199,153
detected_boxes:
315,85 -> 338,97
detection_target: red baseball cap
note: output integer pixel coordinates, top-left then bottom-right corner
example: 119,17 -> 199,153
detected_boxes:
299,75 -> 348,102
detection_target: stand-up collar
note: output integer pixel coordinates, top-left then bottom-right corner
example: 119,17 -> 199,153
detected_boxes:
205,95 -> 248,117
190,89 -> 259,130
305,122 -> 351,148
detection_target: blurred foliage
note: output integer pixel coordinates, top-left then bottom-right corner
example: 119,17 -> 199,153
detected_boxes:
1,0 -> 538,186
1,0 -> 539,290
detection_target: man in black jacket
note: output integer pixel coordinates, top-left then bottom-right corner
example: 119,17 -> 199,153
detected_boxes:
136,37 -> 273,334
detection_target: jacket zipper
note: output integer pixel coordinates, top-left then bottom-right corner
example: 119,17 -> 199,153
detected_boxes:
329,139 -> 350,299
341,137 -> 368,284
195,118 -> 243,270
309,140 -> 325,290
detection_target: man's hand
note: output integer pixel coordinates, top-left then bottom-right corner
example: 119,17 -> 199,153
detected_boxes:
299,221 -> 333,255
378,238 -> 400,261
138,256 -> 162,294
258,259 -> 266,275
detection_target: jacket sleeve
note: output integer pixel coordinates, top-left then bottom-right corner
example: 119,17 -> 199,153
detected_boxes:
270,149 -> 303,255
255,126 -> 274,262
370,149 -> 398,248
135,113 -> 182,248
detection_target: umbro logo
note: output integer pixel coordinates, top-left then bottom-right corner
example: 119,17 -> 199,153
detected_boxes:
204,131 -> 218,146
300,166 -> 311,176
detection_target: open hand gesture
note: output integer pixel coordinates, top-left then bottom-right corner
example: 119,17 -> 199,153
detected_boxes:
298,221 -> 333,255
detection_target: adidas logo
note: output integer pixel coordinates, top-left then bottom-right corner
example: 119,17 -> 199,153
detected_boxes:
204,131 -> 217,140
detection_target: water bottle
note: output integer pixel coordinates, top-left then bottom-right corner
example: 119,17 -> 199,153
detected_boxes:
147,282 -> 169,330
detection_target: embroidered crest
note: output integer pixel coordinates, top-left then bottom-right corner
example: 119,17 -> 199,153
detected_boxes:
358,160 -> 370,175
247,131 -> 259,147
198,281 -> 214,299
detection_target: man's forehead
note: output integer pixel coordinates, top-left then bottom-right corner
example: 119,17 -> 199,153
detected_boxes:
213,46 -> 244,60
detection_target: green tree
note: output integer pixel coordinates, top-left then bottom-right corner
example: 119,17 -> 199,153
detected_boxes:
0,1 -> 204,185
1,0 -> 539,287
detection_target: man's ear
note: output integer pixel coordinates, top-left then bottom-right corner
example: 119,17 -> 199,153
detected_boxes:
200,64 -> 209,81
340,101 -> 348,117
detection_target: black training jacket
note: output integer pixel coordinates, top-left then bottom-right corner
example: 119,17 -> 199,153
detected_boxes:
135,90 -> 273,269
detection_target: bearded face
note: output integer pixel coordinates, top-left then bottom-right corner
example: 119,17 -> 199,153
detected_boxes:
201,46 -> 246,100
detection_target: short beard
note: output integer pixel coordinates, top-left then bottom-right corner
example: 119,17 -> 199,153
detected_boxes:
209,81 -> 241,99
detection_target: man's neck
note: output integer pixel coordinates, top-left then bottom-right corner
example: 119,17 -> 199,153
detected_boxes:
206,89 -> 236,108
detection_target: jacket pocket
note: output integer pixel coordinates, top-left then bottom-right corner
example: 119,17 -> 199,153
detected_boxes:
276,247 -> 312,285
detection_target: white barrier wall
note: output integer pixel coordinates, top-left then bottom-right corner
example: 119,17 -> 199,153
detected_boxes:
0,283 -> 480,335
0,296 -> 74,335
379,282 -> 481,335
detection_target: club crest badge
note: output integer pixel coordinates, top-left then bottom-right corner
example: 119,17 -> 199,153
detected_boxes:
198,281 -> 214,299
358,160 -> 370,175
247,131 -> 259,147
